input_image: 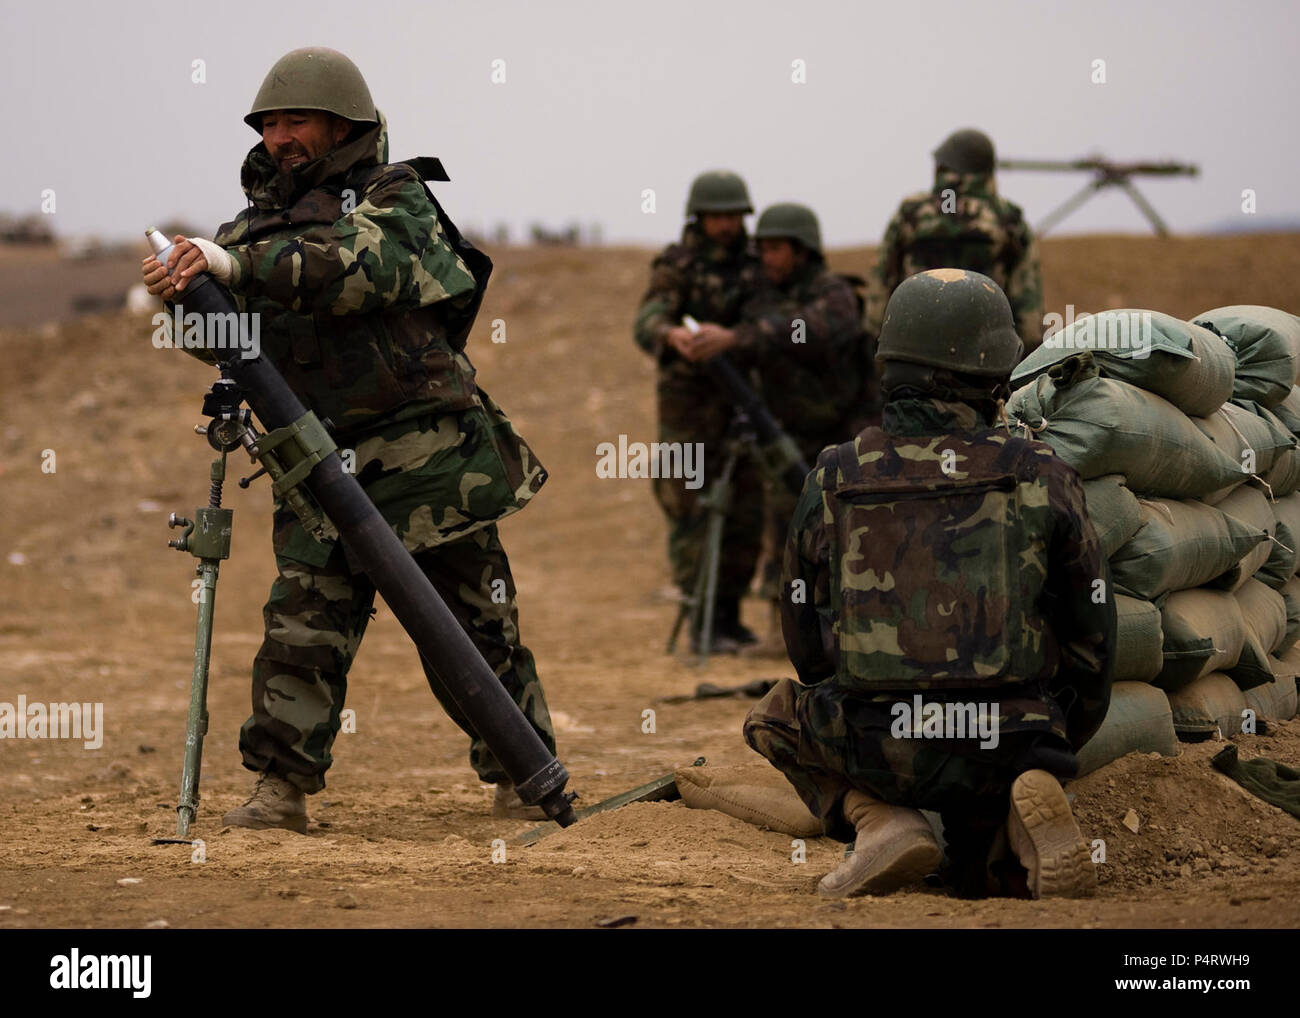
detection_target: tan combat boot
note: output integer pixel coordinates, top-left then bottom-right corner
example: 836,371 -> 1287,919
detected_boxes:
492,781 -> 548,821
817,789 -> 943,897
1006,769 -> 1097,899
221,771 -> 308,834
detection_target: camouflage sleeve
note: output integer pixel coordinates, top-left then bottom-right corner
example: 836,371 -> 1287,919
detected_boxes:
1006,222 -> 1044,352
733,274 -> 860,360
865,209 -> 905,338
224,168 -> 477,316
1041,458 -> 1116,751
780,468 -> 837,685
632,247 -> 685,360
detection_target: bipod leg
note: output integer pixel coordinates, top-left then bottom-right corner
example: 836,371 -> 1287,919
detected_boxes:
692,445 -> 739,665
175,557 -> 219,839
163,447 -> 234,842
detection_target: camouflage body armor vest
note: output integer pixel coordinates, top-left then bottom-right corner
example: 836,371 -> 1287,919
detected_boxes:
897,189 -> 1025,293
818,427 -> 1056,691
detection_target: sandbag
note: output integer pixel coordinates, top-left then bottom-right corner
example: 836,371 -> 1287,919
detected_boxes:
1194,305 -> 1300,408
1113,594 -> 1164,683
1283,576 -> 1300,646
1109,498 -> 1268,601
1155,588 -> 1247,692
1256,492 -> 1300,588
1224,590 -> 1279,692
1082,475 -> 1145,558
1013,310 -> 1234,417
1268,385 -> 1300,434
1167,672 -> 1249,739
674,763 -> 822,837
1007,354 -> 1247,499
1075,681 -> 1179,777
1235,577 -> 1289,656
1213,485 -> 1277,588
1243,657 -> 1299,722
1193,402 -> 1294,502
1231,400 -> 1300,497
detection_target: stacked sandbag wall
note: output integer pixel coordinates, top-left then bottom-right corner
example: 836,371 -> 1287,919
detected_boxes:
1008,306 -> 1300,774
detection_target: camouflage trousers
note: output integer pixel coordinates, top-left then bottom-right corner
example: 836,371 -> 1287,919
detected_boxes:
653,370 -> 763,602
743,678 -> 1078,895
239,519 -> 556,794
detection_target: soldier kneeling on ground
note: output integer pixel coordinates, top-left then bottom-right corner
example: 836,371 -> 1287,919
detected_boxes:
744,268 -> 1115,899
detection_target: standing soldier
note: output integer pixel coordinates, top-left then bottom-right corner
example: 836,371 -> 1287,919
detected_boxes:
868,129 -> 1043,352
729,202 -> 874,655
141,47 -> 558,828
634,170 -> 764,650
744,269 -> 1113,899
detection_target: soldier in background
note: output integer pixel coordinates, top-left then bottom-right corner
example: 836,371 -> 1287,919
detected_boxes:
868,129 -> 1043,352
142,47 -> 557,828
728,203 -> 874,655
745,269 -> 1113,899
634,171 -> 764,650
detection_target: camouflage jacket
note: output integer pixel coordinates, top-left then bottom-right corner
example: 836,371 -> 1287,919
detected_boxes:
781,397 -> 1114,747
632,220 -> 761,377
868,169 -> 1043,350
197,113 -> 545,559
733,260 -> 871,445
211,113 -> 486,438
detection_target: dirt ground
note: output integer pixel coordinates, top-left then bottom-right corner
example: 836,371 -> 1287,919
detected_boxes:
2,235 -> 1300,929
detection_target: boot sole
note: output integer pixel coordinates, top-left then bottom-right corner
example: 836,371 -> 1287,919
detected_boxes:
221,811 -> 308,835
1007,770 -> 1096,899
817,832 -> 943,898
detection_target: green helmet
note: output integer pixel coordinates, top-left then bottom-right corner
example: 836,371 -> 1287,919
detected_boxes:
932,128 -> 996,175
754,202 -> 821,254
685,170 -> 754,215
244,47 -> 378,131
877,268 -> 1022,377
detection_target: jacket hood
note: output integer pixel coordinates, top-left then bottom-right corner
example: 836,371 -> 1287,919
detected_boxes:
241,109 -> 390,210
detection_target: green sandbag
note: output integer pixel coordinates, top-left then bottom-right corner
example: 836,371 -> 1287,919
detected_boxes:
1268,386 -> 1300,434
1075,681 -> 1179,777
1082,475 -> 1144,558
1193,402 -> 1294,503
1213,485 -> 1277,588
1013,310 -> 1234,417
1256,492 -> 1300,589
1109,498 -> 1268,601
1167,672 -> 1249,740
1155,588 -> 1246,692
1231,400 -> 1300,497
1193,305 -> 1300,408
1235,577 -> 1289,655
1113,594 -> 1164,682
1244,657 -> 1299,722
1224,583 -> 1279,691
1007,354 -> 1248,499
1283,577 -> 1300,646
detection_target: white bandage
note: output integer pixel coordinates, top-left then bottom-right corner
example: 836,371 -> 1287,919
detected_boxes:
187,236 -> 234,284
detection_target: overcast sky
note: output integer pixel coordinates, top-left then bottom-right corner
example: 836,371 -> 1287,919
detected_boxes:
3,0 -> 1297,246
